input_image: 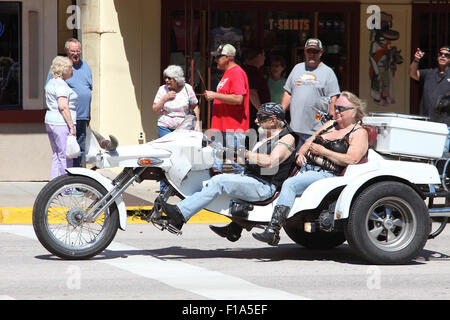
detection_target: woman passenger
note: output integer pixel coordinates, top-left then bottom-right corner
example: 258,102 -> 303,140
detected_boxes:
253,91 -> 369,245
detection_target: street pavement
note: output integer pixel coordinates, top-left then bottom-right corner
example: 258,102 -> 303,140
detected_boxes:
1,223 -> 450,301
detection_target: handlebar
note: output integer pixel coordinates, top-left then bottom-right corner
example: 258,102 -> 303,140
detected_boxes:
315,111 -> 333,123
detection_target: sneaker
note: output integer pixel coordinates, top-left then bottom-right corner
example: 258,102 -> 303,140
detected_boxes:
61,188 -> 84,197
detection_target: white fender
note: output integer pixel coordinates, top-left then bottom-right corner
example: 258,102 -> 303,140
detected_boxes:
334,160 -> 441,220
66,168 -> 128,231
288,175 -> 352,218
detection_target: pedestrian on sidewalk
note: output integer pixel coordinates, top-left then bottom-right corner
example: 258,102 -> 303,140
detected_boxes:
45,56 -> 77,180
409,45 -> 450,152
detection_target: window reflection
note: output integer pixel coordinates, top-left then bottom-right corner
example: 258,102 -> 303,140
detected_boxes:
0,2 -> 21,109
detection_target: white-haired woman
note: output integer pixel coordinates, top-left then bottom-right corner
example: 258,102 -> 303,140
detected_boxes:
44,56 -> 77,182
153,65 -> 200,192
153,65 -> 200,135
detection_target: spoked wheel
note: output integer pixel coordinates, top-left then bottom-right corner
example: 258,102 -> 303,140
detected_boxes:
33,174 -> 119,260
345,181 -> 430,265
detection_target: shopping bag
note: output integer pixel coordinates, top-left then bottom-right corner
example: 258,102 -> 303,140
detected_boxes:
66,135 -> 80,159
177,114 -> 196,130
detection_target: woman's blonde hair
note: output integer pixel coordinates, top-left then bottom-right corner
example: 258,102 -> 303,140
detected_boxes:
50,56 -> 73,79
339,91 -> 367,122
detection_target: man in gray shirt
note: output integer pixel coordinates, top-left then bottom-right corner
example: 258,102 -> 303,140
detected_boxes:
281,38 -> 340,146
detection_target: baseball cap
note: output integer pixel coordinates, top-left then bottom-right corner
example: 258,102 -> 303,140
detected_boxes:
305,38 -> 323,51
257,102 -> 286,121
211,44 -> 236,57
439,46 -> 450,55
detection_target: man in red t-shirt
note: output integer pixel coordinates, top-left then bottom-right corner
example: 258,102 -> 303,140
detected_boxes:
205,44 -> 249,172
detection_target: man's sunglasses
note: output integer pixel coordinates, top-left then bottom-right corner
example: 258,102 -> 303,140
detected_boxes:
334,105 -> 354,112
438,52 -> 450,58
256,113 -> 273,123
306,49 -> 321,55
256,108 -> 278,122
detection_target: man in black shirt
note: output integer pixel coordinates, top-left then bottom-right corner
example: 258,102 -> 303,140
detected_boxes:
410,45 -> 450,151
160,103 -> 297,236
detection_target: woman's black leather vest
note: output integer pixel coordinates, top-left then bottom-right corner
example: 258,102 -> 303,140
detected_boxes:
306,121 -> 359,174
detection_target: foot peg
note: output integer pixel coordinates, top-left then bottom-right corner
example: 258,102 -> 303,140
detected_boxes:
149,215 -> 183,236
143,199 -> 183,235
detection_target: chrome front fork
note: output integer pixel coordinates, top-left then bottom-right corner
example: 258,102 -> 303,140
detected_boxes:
85,167 -> 147,223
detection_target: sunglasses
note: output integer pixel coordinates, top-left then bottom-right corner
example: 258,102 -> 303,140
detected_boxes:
438,52 -> 450,58
257,108 -> 278,123
334,105 -> 354,112
306,49 -> 321,55
256,113 -> 273,123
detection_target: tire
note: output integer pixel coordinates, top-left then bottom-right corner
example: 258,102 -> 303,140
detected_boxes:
344,181 -> 430,265
284,226 -> 346,250
32,174 -> 119,260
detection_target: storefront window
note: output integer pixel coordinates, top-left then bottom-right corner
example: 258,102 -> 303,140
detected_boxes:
209,11 -> 257,88
264,12 -> 313,69
317,12 -> 349,90
0,2 -> 21,110
168,10 -> 202,84
264,11 -> 349,89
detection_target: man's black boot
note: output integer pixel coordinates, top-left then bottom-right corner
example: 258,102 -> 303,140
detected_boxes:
209,222 -> 243,242
160,201 -> 185,232
252,205 -> 290,246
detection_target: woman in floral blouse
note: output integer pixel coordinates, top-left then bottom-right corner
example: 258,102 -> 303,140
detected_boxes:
153,65 -> 200,192
153,65 -> 200,136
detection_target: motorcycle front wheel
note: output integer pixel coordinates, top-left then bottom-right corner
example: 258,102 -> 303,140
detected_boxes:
33,174 -> 119,260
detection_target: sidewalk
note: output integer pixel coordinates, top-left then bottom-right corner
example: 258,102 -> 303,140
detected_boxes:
0,169 -> 229,224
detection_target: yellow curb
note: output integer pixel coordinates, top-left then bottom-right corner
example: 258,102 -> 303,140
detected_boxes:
0,207 -> 231,224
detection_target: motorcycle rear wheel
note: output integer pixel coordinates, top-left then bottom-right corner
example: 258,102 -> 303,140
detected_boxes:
33,174 -> 119,260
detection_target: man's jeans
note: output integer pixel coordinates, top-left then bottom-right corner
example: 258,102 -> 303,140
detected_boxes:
212,131 -> 246,174
275,164 -> 335,209
73,120 -> 87,167
177,173 -> 276,222
444,126 -> 450,153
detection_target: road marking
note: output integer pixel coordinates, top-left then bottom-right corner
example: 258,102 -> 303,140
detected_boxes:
0,225 -> 37,240
105,242 -> 308,300
0,225 -> 310,300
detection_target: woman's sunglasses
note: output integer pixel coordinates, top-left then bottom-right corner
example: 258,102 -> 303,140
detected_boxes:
334,105 -> 354,112
438,52 -> 450,58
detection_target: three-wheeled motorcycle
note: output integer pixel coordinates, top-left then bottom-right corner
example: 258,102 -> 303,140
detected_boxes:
33,113 -> 450,264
